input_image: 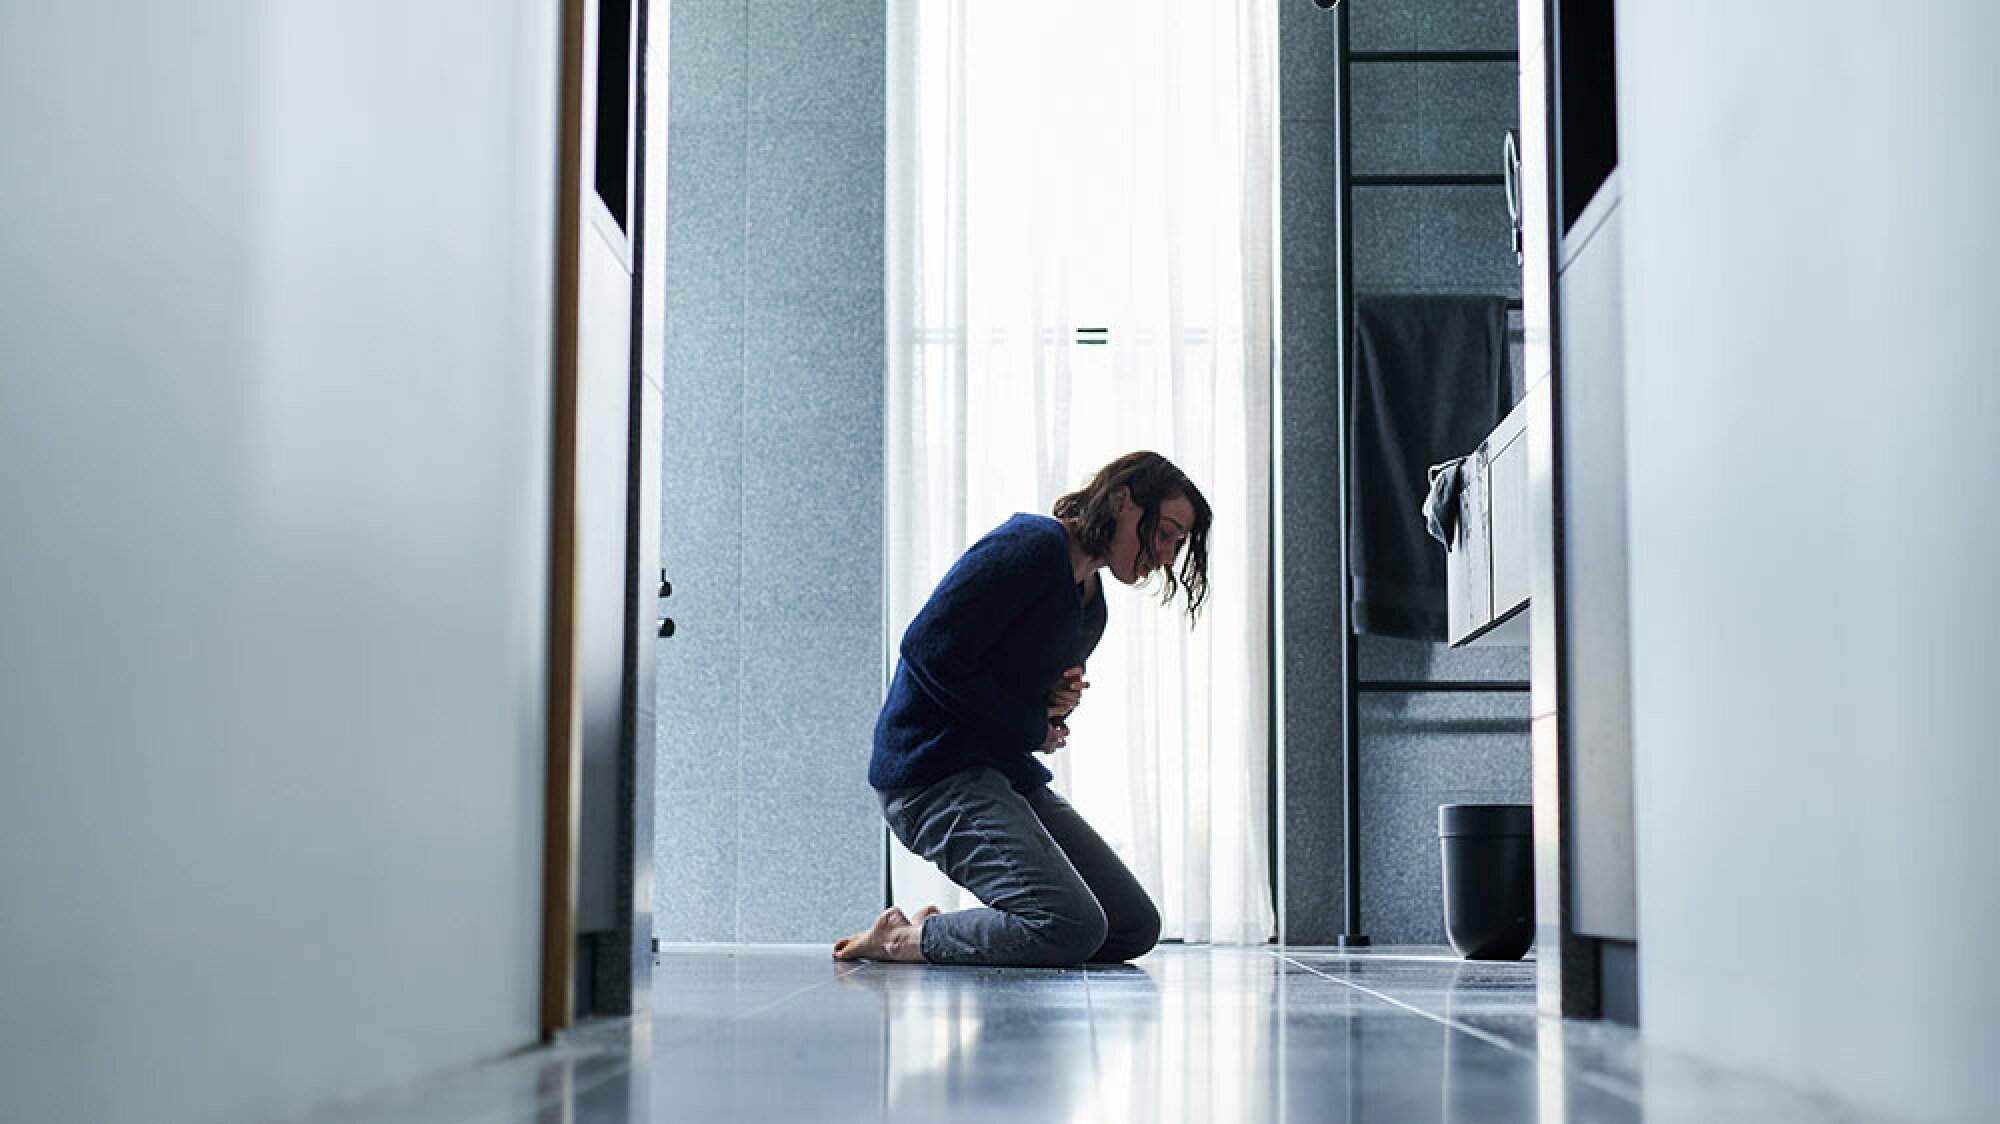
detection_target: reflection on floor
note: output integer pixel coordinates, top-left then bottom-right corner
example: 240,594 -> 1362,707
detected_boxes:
292,945 -> 1870,1123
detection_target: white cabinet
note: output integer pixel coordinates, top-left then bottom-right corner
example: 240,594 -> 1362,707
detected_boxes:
1446,391 -> 1532,647
1555,173 -> 1636,942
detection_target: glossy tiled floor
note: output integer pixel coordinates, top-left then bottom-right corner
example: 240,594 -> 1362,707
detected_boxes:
293,946 -> 1869,1123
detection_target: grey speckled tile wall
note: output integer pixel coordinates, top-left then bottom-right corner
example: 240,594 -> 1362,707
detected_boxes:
1279,0 -> 1526,944
1353,185 -> 1521,295
1355,687 -> 1530,944
655,787 -> 740,942
1348,0 -> 1516,53
1279,282 -> 1344,944
1278,0 -> 1343,946
744,125 -> 885,287
657,0 -> 885,945
1358,633 -> 1528,681
1279,0 -> 1336,121
1350,62 -> 1519,178
736,622 -> 884,792
668,0 -> 748,125
736,783 -> 885,942
1279,119 -> 1336,288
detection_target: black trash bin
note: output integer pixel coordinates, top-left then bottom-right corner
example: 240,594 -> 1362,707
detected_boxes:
1438,803 -> 1535,960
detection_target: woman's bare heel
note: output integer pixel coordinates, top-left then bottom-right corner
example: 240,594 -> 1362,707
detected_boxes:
832,906 -> 930,962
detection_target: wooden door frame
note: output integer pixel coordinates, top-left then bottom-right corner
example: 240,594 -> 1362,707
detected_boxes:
542,0 -> 589,1040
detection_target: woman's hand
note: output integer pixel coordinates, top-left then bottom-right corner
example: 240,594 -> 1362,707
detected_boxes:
1037,720 -> 1070,755
1047,666 -> 1089,716
1039,668 -> 1085,753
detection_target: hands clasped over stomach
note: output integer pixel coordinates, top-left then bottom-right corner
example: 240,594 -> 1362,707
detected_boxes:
1038,666 -> 1088,754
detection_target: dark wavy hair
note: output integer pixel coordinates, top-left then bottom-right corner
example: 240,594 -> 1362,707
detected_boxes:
1052,451 -> 1212,626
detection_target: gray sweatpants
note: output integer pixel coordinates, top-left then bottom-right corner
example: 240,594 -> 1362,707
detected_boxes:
880,766 -> 1162,967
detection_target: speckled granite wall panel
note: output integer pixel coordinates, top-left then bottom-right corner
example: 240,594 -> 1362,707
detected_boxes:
744,124 -> 885,291
1352,185 -> 1521,296
738,285 -> 884,626
1358,690 -> 1531,943
668,0 -> 748,125
659,113 -> 747,807
735,622 -> 885,941
657,0 -> 751,944
1279,283 -> 1343,944
1347,0 -> 1516,53
736,778 -> 886,943
1359,692 -> 1533,796
1280,0 -> 1335,122
1348,621 -> 1530,948
1278,0 -> 1344,945
654,787 -> 742,942
1350,62 -> 1519,177
747,0 -> 886,125
657,0 -> 885,944
1281,120 -> 1337,289
662,124 -> 747,330
1358,634 -> 1529,681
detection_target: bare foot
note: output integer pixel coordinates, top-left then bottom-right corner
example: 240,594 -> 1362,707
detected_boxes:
833,906 -> 931,962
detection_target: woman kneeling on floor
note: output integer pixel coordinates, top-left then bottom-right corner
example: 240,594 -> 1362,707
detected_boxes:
834,451 -> 1211,967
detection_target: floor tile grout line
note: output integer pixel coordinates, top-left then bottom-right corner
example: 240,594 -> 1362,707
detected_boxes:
1274,952 -> 1645,1107
733,968 -> 858,1021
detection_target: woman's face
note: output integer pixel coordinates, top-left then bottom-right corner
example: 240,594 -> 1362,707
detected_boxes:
1106,489 -> 1196,586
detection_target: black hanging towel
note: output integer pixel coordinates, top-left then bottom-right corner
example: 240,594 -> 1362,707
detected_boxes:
1350,293 -> 1511,640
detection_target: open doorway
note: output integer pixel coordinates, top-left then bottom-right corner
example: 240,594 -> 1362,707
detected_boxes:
884,0 -> 1278,945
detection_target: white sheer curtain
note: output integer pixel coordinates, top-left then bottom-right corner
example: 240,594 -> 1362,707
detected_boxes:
886,0 -> 1276,944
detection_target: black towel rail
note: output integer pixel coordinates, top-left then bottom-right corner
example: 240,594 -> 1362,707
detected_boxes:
1358,680 -> 1530,693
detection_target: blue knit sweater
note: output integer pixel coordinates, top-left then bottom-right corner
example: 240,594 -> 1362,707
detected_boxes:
869,514 -> 1107,793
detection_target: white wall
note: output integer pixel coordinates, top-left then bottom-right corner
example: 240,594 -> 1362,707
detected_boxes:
0,5 -> 560,1122
1618,6 -> 2000,1119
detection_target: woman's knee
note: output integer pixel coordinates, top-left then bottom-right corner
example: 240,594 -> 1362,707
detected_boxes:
1033,900 -> 1110,967
1093,899 -> 1162,963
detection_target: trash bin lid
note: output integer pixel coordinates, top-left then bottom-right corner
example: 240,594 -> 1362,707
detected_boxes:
1438,803 -> 1534,837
